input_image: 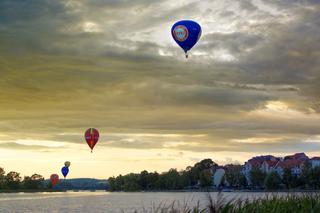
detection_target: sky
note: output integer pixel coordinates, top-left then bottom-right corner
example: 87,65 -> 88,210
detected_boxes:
0,0 -> 320,179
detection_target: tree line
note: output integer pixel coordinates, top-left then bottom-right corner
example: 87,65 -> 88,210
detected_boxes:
108,159 -> 217,191
0,167 -> 46,190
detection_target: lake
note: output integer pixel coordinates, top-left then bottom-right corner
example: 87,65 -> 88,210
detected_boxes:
0,191 -> 289,212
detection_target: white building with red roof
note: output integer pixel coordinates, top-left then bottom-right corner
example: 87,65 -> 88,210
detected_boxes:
242,153 -> 310,184
274,159 -> 305,177
242,155 -> 279,185
261,159 -> 279,174
310,157 -> 320,168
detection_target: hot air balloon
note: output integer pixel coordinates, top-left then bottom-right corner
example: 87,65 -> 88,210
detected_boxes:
64,161 -> 71,168
171,20 -> 202,58
61,166 -> 69,178
85,128 -> 99,153
50,174 -> 59,187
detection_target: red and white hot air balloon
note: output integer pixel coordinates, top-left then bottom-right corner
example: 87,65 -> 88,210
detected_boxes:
84,128 -> 99,153
50,174 -> 59,187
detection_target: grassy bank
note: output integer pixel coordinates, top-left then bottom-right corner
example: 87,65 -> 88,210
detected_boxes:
129,193 -> 320,213
207,193 -> 320,213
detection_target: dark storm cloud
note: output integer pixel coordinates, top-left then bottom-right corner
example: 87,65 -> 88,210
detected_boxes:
200,32 -> 264,56
239,0 -> 258,11
263,0 -> 320,10
84,0 -> 159,8
235,6 -> 320,84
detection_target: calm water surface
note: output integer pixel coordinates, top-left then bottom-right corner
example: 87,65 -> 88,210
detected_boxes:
0,191 -> 287,213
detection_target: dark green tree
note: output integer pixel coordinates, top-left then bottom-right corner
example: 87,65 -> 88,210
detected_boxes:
199,169 -> 212,187
0,167 -> 5,189
179,171 -> 190,188
250,167 -> 266,188
225,165 -> 244,188
5,171 -> 21,189
123,173 -> 140,191
305,167 -> 320,189
187,159 -> 217,186
108,177 -> 117,191
282,168 -> 293,189
23,174 -> 44,189
139,170 -> 149,190
194,159 -> 217,171
265,172 -> 281,190
115,175 -> 124,191
300,161 -> 312,189
282,167 -> 302,189
163,169 -> 181,190
146,172 -> 159,190
239,173 -> 247,188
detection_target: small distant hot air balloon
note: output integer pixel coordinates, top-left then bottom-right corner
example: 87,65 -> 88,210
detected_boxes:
64,161 -> 71,168
61,166 -> 69,178
50,174 -> 59,187
171,20 -> 202,58
85,128 -> 99,153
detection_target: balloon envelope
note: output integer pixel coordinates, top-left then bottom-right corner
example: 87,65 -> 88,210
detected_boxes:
50,174 -> 59,187
85,128 -> 99,152
64,161 -> 71,168
171,20 -> 202,57
61,166 -> 69,178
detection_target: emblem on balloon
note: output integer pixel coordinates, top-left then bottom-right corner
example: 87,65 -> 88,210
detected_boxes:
173,25 -> 189,42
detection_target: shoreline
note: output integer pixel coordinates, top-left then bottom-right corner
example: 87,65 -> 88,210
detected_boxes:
1,189 -> 320,193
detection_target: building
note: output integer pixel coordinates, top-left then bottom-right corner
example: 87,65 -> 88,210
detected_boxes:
284,153 -> 309,161
274,159 -> 304,177
261,159 -> 279,174
214,153 -> 317,187
242,153 -> 310,184
310,157 -> 320,168
242,155 -> 279,184
212,168 -> 226,187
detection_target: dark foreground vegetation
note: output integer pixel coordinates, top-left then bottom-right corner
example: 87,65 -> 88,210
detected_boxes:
128,193 -> 320,213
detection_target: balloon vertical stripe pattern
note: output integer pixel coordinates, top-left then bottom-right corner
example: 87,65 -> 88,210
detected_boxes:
90,128 -> 94,151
